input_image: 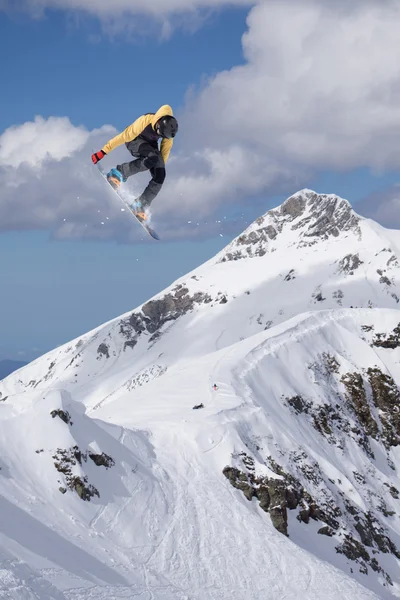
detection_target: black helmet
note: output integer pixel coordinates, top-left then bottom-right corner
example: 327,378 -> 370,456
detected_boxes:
156,115 -> 179,139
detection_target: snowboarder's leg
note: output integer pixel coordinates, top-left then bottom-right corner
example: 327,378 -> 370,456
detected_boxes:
107,142 -> 165,214
116,140 -> 156,180
133,149 -> 166,211
116,157 -> 148,180
107,140 -> 150,188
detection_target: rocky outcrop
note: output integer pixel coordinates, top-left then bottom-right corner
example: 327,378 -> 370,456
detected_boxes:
223,466 -> 289,535
291,356 -> 400,454
224,449 -> 399,584
89,452 -> 115,468
341,372 -> 379,439
50,409 -> 73,426
223,457 -> 328,538
218,190 -> 361,263
336,253 -> 364,275
52,445 -> 114,501
367,367 -> 400,448
119,284 -> 212,348
372,323 -> 400,349
97,343 -> 110,359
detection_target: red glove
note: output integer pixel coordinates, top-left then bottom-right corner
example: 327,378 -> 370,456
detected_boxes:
92,150 -> 106,164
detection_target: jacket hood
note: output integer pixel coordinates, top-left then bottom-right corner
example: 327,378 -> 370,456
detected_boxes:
151,105 -> 173,129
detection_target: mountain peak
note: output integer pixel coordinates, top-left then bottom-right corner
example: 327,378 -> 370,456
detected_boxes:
220,189 -> 361,262
280,188 -> 359,233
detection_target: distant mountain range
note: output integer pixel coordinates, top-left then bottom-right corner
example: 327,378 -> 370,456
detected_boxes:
0,359 -> 28,380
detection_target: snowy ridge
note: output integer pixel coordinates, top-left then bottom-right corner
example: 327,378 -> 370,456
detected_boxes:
1,190 -> 400,599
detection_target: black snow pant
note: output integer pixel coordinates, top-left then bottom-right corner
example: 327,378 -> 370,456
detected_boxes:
117,139 -> 166,209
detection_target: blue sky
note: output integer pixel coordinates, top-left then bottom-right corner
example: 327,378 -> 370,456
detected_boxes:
1,1 -> 400,362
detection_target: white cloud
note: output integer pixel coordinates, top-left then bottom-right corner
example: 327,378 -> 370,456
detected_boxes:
356,184 -> 400,229
0,116 -> 88,169
181,1 -> 400,171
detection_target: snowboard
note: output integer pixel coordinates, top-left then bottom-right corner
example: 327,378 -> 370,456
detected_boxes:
94,162 -> 160,241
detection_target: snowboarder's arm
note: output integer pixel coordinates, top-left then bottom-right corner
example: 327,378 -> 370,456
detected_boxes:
160,138 -> 173,164
102,115 -> 153,154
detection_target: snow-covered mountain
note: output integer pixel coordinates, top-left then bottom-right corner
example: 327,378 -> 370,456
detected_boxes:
1,189 -> 400,600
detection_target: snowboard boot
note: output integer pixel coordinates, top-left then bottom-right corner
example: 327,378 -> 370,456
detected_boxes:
107,168 -> 125,190
130,199 -> 148,221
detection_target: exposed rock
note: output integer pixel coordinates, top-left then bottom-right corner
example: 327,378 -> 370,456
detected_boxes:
97,343 -> 110,359
291,193 -> 360,241
193,403 -> 204,410
264,225 -> 278,240
222,467 -> 254,501
341,372 -> 378,439
43,360 -> 57,382
89,452 -> 115,468
71,476 -> 99,501
284,269 -> 295,281
318,526 -> 334,537
124,340 -> 137,351
239,452 -> 255,471
353,471 -> 366,485
337,253 -> 364,276
270,505 -> 288,536
387,255 -> 399,268
333,289 -> 344,305
286,395 -> 311,414
281,194 -> 307,220
286,486 -> 299,510
219,192 -> 361,262
361,325 -> 374,333
383,483 -> 400,499
53,444 -> 113,501
119,288 -> 213,346
311,287 -> 326,302
312,406 -> 334,436
336,535 -> 370,563
285,394 -> 343,441
372,323 -> 400,349
142,295 -> 181,334
50,409 -> 73,426
354,512 -> 400,559
367,367 -> 400,448
128,313 -> 146,335
377,269 -> 392,286
223,463 -> 326,538
265,456 -> 286,477
254,485 -> 270,511
322,353 -> 340,375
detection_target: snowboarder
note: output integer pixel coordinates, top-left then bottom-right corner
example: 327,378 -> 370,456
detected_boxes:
91,105 -> 178,220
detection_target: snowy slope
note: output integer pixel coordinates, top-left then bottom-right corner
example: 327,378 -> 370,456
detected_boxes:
1,190 -> 400,599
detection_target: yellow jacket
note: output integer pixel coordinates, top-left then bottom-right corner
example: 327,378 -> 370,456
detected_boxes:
102,105 -> 174,164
